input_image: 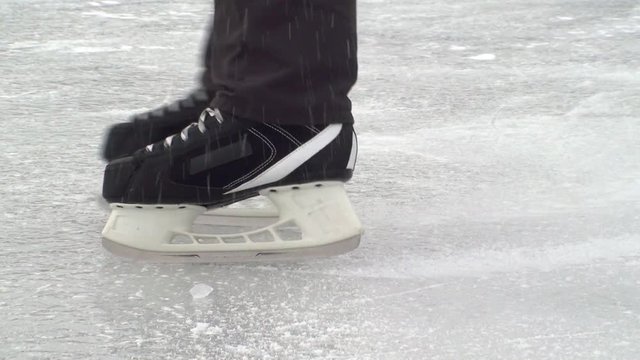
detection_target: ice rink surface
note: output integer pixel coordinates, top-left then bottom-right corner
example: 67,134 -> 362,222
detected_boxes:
2,0 -> 640,359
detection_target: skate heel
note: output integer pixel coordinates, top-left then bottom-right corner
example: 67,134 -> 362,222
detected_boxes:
101,181 -> 363,262
261,181 -> 363,244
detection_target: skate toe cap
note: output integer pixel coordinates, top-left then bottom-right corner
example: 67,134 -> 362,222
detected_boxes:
102,156 -> 136,202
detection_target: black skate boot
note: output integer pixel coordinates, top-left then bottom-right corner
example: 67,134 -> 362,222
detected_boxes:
101,108 -> 361,262
101,88 -> 214,161
102,108 -> 357,206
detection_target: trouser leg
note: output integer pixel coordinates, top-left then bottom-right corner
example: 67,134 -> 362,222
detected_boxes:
207,0 -> 357,125
200,16 -> 218,93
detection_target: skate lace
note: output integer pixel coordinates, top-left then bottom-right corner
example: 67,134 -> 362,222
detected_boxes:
145,107 -> 224,152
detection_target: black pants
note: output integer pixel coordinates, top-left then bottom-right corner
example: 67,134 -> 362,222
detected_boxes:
200,0 -> 357,125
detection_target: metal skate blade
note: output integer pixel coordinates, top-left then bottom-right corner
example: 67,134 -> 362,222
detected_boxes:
101,235 -> 360,264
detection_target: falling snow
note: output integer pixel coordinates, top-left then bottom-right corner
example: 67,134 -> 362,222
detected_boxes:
1,0 -> 640,359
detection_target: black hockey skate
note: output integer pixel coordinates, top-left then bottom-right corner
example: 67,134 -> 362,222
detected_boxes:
101,108 -> 362,262
101,88 -> 214,161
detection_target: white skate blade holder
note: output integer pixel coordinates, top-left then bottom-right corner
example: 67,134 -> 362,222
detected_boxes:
101,182 -> 363,262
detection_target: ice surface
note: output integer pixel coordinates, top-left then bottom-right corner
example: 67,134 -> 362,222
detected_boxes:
1,0 -> 640,359
468,53 -> 496,61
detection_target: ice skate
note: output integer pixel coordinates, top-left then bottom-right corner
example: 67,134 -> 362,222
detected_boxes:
101,108 -> 362,262
101,88 -> 214,161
